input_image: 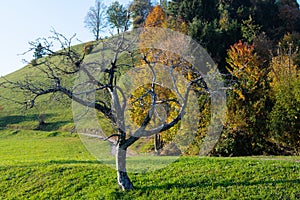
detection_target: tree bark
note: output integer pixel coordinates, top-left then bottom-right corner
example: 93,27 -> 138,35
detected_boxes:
116,144 -> 134,190
154,133 -> 162,154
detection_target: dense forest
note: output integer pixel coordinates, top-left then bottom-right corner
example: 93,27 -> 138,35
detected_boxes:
129,0 -> 300,156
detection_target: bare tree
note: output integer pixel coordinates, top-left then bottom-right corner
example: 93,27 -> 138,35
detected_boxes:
85,0 -> 107,40
0,28 -> 224,190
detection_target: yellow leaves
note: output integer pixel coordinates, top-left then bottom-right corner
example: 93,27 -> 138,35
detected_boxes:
145,5 -> 166,28
268,54 -> 298,96
233,89 -> 245,101
226,40 -> 263,100
226,40 -> 258,74
128,83 -> 180,142
129,83 -> 180,127
268,33 -> 299,102
224,101 -> 248,132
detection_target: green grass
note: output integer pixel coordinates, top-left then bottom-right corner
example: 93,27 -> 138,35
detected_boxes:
0,129 -> 299,199
0,57 -> 75,131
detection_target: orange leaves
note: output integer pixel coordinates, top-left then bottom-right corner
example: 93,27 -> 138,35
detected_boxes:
140,6 -> 188,70
226,40 -> 257,75
226,40 -> 264,100
144,5 -> 166,28
141,5 -> 189,67
227,40 -> 261,82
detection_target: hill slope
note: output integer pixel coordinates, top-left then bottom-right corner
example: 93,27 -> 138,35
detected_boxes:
0,41 -> 113,131
0,55 -> 75,131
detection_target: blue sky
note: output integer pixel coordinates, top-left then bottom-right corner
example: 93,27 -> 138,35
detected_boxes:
0,0 -> 300,76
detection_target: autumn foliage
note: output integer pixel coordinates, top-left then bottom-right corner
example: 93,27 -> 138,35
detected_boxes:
144,5 -> 166,27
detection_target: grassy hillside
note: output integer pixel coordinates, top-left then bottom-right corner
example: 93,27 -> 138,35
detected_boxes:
0,129 -> 299,199
0,39 -> 133,132
0,51 -> 77,131
0,41 -> 111,132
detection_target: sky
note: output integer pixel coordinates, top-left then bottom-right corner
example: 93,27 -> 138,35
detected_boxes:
0,0 -> 300,76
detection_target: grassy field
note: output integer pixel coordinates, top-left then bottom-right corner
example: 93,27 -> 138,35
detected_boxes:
0,129 -> 299,199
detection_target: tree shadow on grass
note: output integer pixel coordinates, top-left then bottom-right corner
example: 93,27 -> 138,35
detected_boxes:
0,114 -> 73,131
0,160 -> 105,170
48,160 -> 103,165
37,120 -> 73,131
136,179 -> 300,191
0,114 -> 52,128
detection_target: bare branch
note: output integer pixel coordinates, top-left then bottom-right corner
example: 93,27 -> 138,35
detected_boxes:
104,133 -> 121,141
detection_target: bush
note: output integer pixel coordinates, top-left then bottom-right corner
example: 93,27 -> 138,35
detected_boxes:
83,42 -> 94,55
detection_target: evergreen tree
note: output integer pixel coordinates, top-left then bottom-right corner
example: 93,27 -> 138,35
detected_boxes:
33,43 -> 45,59
277,0 -> 300,33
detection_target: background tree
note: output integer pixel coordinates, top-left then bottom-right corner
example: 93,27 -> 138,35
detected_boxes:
129,83 -> 181,154
253,32 -> 273,67
167,0 -> 241,72
84,0 -> 107,40
165,0 -> 300,72
142,5 -> 191,151
214,41 -> 271,156
268,42 -> 300,154
159,0 -> 168,11
33,43 -> 45,59
277,0 -> 300,33
241,15 -> 261,43
167,0 -> 219,23
107,1 -> 130,34
144,4 -> 166,27
277,32 -> 300,66
129,0 -> 152,28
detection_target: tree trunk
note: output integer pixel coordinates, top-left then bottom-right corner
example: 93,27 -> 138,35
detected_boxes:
154,133 -> 162,154
116,144 -> 134,190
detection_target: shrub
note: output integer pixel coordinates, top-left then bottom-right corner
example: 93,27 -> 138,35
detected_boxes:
83,42 -> 94,55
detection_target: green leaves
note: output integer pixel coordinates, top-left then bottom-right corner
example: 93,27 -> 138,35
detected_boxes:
107,1 -> 129,34
268,43 -> 300,150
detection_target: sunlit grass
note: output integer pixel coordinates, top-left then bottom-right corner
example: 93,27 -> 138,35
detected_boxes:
0,129 -> 299,199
